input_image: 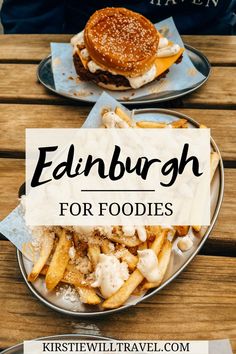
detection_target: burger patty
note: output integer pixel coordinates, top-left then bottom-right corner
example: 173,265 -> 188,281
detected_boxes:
73,53 -> 131,88
73,53 -> 182,88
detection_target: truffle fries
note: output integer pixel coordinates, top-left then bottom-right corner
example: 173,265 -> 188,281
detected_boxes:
109,106 -> 220,238
102,229 -> 168,309
28,226 -> 172,308
28,231 -> 54,282
27,107 -> 220,309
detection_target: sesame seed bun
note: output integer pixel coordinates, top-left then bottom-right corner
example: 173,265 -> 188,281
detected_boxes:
84,7 -> 159,77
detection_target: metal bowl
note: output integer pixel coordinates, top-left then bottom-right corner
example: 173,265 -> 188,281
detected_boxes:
17,108 -> 224,316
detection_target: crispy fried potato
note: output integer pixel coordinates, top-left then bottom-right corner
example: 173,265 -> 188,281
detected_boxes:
101,239 -> 113,254
118,247 -> 138,271
28,232 -> 54,282
211,151 -> 220,182
150,229 -> 167,253
76,286 -> 101,305
22,241 -> 36,262
40,264 -> 49,276
174,226 -> 189,237
192,225 -> 201,232
171,118 -> 187,128
45,229 -> 71,291
107,233 -> 142,247
102,268 -> 144,309
115,107 -> 133,126
142,240 -> 172,290
62,264 -> 84,286
165,227 -> 176,242
102,230 -> 168,309
146,226 -> 161,239
41,263 -> 99,304
138,241 -> 147,250
136,118 -> 187,129
200,124 -> 207,129
40,264 -> 84,286
136,121 -> 167,129
191,152 -> 219,233
27,105 -> 217,309
88,244 -> 100,268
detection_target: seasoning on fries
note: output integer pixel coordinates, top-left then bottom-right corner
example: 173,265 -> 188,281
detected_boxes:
27,106 -> 220,309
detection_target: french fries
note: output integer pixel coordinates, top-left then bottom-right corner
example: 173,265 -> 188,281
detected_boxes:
27,106 -> 220,309
101,239 -> 113,254
115,107 -> 133,127
138,241 -> 147,250
136,118 -> 187,129
102,230 -> 167,309
76,286 -> 101,305
171,118 -> 187,128
28,232 -> 54,282
45,229 -> 71,291
174,226 -> 189,237
102,268 -> 144,309
88,244 -> 100,268
62,264 -> 84,286
136,121 -> 167,129
116,246 -> 138,271
150,229 -> 168,253
142,240 -> 172,290
192,225 -> 201,233
40,263 -> 102,305
40,264 -> 84,286
106,232 -> 142,247
191,151 -> 220,234
211,151 -> 220,181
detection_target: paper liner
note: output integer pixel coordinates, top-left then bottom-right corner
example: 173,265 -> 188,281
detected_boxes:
51,17 -> 206,102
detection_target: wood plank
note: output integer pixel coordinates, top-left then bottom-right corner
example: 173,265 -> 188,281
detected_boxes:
0,35 -> 236,65
0,64 -> 236,108
0,241 -> 235,350
0,63 -> 63,104
183,35 -> 236,66
0,159 -> 235,252
0,34 -> 71,63
0,105 -> 235,160
206,165 -> 236,256
0,159 -> 25,220
178,109 -> 236,161
0,104 -> 89,153
183,67 -> 236,108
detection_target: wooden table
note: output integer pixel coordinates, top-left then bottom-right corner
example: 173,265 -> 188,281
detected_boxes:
0,35 -> 236,352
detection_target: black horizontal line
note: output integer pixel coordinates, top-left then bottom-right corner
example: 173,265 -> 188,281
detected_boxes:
81,189 -> 155,192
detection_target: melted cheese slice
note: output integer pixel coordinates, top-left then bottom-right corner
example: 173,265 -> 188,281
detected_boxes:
154,44 -> 185,78
76,42 -> 185,79
77,48 -> 89,69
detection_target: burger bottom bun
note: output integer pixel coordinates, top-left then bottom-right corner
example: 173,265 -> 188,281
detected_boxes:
96,81 -> 132,91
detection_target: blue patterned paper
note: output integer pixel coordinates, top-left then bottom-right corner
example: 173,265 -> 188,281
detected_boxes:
0,206 -> 31,252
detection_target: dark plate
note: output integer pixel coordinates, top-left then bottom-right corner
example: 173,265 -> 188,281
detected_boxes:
37,44 -> 211,105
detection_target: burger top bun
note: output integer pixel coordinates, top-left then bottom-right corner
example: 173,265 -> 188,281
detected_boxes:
84,7 -> 159,77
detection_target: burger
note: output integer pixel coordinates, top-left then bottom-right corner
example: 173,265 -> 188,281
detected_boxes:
71,7 -> 184,91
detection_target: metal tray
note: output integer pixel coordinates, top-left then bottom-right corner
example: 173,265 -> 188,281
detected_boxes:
37,44 -> 211,105
1,334 -> 110,354
17,108 -> 224,317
